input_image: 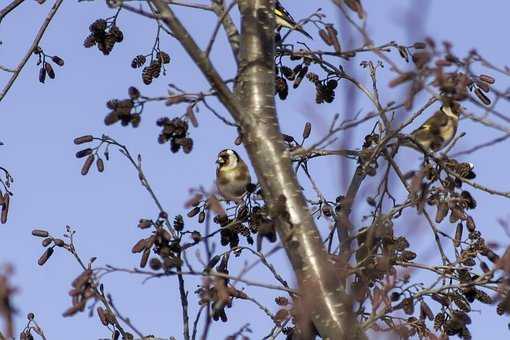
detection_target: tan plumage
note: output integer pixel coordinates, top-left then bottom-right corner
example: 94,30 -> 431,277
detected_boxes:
401,103 -> 462,153
216,149 -> 251,202
275,1 -> 312,39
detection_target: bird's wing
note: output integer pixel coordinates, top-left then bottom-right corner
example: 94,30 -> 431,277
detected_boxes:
410,110 -> 449,136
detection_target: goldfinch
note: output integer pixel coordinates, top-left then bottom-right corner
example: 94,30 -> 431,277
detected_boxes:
274,1 -> 313,39
401,102 -> 462,153
216,149 -> 251,202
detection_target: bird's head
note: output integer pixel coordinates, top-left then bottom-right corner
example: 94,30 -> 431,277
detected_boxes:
216,149 -> 239,170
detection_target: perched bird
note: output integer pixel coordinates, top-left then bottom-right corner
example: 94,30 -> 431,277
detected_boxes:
401,102 -> 462,153
274,1 -> 313,39
216,149 -> 251,202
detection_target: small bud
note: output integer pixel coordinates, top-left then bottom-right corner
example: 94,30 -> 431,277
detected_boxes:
32,229 -> 49,238
51,56 -> 65,66
96,158 -> 104,172
38,247 -> 54,266
479,74 -> 495,85
138,219 -> 152,229
131,239 -> 147,253
73,135 -> 93,145
75,148 -> 93,158
191,230 -> 201,242
81,154 -> 95,175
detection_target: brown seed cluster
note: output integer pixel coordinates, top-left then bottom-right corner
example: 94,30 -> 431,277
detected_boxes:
389,39 -> 495,107
62,269 -> 97,317
83,18 -> 124,55
156,117 -> 193,154
131,51 -> 171,85
104,87 -> 144,128
274,51 -> 339,104
33,47 -> 64,84
196,258 -> 248,322
73,135 -> 106,176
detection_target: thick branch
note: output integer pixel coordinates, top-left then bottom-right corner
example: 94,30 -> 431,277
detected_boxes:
235,1 -> 364,339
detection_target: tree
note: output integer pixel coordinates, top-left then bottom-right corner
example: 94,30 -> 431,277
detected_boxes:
1,0 -> 510,339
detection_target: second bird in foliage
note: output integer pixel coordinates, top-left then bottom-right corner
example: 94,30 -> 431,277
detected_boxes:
401,102 -> 462,153
274,1 -> 313,39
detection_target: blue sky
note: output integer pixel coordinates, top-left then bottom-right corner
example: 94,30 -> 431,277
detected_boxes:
1,0 -> 510,339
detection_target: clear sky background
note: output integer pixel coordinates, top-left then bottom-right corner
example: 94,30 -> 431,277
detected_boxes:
1,0 -> 510,339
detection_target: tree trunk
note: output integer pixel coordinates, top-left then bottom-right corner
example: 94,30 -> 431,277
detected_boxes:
150,0 -> 366,338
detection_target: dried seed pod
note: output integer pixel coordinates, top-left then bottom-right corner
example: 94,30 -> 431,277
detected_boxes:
83,34 -> 96,48
89,19 -> 107,33
96,158 -> 104,173
32,229 -> 49,238
419,301 -> 434,321
141,66 -> 153,85
186,105 -> 199,128
138,219 -> 152,229
51,56 -> 64,66
128,86 -> 140,100
452,294 -> 471,312
38,66 -> 46,83
398,46 -> 409,62
344,0 -> 364,18
435,201 -> 448,223
187,206 -> 200,218
293,65 -> 308,89
76,148 -> 93,158
402,297 -> 414,315
140,248 -> 150,268
131,55 -> 146,68
302,122 -> 312,139
431,293 -> 449,306
275,76 -> 288,100
198,211 -> 206,223
131,238 -> 147,253
149,258 -> 162,270
325,25 -> 341,53
479,74 -> 495,85
42,238 -> 52,247
474,289 -> 493,304
110,25 -> 124,42
454,223 -> 463,247
44,62 -> 55,79
173,215 -> 184,231
157,51 -> 171,64
73,135 -> 93,145
479,261 -> 490,273
466,216 -> 476,232
53,238 -> 65,247
38,247 -> 54,266
81,154 -> 95,175
104,112 -> 119,125
389,72 -> 414,87
318,29 -> 333,46
474,87 -> 491,105
191,230 -> 201,242
97,307 -> 109,326
434,312 -> 445,330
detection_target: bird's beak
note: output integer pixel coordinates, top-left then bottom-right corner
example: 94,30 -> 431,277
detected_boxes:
216,157 -> 224,165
